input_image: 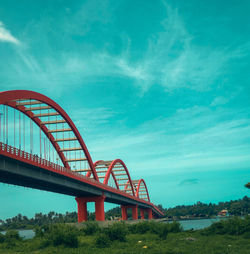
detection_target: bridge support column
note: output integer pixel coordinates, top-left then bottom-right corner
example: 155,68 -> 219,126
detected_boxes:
95,196 -> 105,221
75,197 -> 88,222
121,205 -> 138,220
147,208 -> 153,220
75,194 -> 106,222
140,209 -> 145,219
132,205 -> 138,220
121,205 -> 128,220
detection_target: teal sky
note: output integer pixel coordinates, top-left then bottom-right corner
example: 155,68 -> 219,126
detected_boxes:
0,0 -> 250,219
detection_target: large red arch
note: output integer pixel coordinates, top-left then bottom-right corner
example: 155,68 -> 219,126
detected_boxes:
0,90 -> 98,180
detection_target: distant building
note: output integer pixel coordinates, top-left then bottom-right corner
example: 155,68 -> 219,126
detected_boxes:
218,209 -> 229,217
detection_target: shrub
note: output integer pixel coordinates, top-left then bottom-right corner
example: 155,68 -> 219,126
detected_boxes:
128,221 -> 182,236
0,233 -> 5,243
135,221 -> 151,234
157,224 -> 169,240
128,223 -> 137,234
34,226 -> 45,238
105,222 -> 127,242
169,221 -> 183,233
202,216 -> 250,236
45,224 -> 79,248
243,231 -> 250,239
38,239 -> 51,249
5,230 -> 21,241
95,233 -> 111,248
83,221 -> 100,235
149,221 -> 162,234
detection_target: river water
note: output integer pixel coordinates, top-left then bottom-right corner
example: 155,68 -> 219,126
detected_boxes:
1,229 -> 35,239
177,218 -> 226,230
1,218 -> 226,239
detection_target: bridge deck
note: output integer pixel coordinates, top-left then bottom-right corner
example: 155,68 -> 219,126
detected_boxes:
0,143 -> 163,217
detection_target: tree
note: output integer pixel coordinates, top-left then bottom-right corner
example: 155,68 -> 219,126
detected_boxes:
245,182 -> 250,189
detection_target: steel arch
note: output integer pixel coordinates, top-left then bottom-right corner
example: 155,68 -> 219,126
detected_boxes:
133,179 -> 150,202
0,90 -> 98,180
104,159 -> 135,196
87,159 -> 135,196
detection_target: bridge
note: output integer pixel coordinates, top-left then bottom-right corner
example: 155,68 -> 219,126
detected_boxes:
0,90 -> 164,221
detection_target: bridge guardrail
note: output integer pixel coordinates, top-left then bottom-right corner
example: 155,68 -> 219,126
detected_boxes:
0,141 -> 164,216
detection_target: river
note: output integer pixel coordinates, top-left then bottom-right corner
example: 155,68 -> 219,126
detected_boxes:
177,217 -> 226,230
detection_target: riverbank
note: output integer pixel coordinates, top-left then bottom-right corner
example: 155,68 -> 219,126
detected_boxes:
0,216 -> 232,240
1,231 -> 249,254
0,216 -> 249,253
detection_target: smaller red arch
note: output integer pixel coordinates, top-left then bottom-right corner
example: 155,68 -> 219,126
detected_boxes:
87,160 -> 122,191
135,179 -> 150,202
103,159 -> 135,196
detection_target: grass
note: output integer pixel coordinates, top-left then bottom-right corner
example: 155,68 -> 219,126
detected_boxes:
0,232 -> 249,254
0,218 -> 249,254
0,232 -> 250,254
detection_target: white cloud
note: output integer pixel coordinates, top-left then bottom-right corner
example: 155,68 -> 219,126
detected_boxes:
81,106 -> 250,177
72,107 -> 117,129
0,21 -> 20,45
210,96 -> 230,106
2,1 -> 250,95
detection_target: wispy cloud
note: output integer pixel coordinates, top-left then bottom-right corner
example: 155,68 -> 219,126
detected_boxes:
118,3 -> 250,92
73,107 -> 117,129
83,106 -> 250,176
179,178 -> 199,185
3,1 -> 250,94
0,21 -> 20,45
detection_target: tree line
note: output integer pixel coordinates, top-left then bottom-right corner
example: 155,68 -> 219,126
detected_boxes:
158,196 -> 250,218
0,196 -> 249,230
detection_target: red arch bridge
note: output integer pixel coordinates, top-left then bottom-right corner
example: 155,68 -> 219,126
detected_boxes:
0,90 -> 164,222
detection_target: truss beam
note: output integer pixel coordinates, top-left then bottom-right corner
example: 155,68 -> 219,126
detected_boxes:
54,137 -> 77,142
41,120 -> 66,125
60,147 -> 82,152
34,112 -> 59,117
48,128 -> 72,133
65,158 -> 87,162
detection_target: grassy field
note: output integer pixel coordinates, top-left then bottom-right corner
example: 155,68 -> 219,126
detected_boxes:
0,217 -> 249,254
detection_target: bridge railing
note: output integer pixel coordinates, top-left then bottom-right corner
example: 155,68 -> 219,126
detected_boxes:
0,142 -> 109,185
0,142 -> 161,206
0,142 -> 66,171
0,142 -> 101,180
0,142 -> 129,191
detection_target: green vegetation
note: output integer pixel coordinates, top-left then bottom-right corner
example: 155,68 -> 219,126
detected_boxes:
0,212 -> 78,231
104,222 -> 128,242
245,182 -> 250,189
161,196 -> 250,219
37,224 -> 79,248
202,216 -> 250,236
0,196 -> 249,231
0,217 -> 249,253
82,221 -> 100,235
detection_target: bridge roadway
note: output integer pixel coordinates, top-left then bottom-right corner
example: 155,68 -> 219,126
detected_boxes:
0,151 -> 163,218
